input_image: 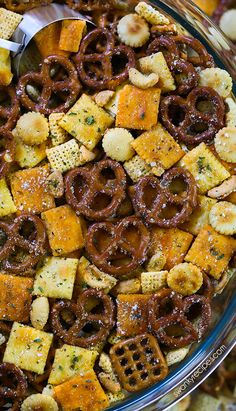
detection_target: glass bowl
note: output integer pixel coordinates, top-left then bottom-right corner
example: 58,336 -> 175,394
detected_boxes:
107,1 -> 236,410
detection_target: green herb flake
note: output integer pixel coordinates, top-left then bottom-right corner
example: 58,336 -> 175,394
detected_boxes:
85,116 -> 95,125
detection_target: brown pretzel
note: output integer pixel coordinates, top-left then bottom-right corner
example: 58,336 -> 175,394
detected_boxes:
198,273 -> 214,300
0,214 -> 46,275
132,167 -> 198,228
148,289 -> 211,348
0,130 -> 15,179
110,334 -> 168,392
66,0 -> 114,11
0,86 -> 20,134
51,288 -> 115,348
65,159 -> 127,221
74,28 -> 136,90
86,216 -> 150,277
3,0 -> 52,12
173,35 -> 214,68
160,86 -> 225,145
147,35 -> 209,94
0,362 -> 27,411
17,55 -> 81,115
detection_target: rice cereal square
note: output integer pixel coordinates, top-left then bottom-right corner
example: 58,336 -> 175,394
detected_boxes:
3,322 -> 53,374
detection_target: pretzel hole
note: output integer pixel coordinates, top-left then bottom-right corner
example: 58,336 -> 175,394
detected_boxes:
0,369 -> 20,391
25,82 -> 43,103
129,377 -> 136,386
122,225 -> 141,247
48,90 -> 70,109
143,184 -> 159,210
158,203 -> 183,220
137,362 -> 144,370
111,53 -> 130,76
78,321 -> 100,337
164,324 -> 188,337
84,61 -> 104,81
195,98 -> 214,114
125,367 -> 133,376
120,358 -> 128,366
141,372 -> 148,380
150,357 -> 159,366
109,252 -> 133,268
133,353 -> 140,361
0,228 -> 8,248
73,175 -> 89,202
167,176 -> 187,195
100,167 -> 116,182
185,301 -> 203,322
59,309 -> 77,329
153,367 -> 161,376
168,104 -> 186,126
0,137 -> 8,155
90,193 -> 113,211
93,228 -> 113,253
19,220 -> 37,241
187,121 -> 209,136
140,338 -> 148,347
115,348 -> 125,356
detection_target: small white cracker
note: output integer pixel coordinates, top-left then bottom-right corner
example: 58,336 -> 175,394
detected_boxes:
225,98 -> 236,127
102,128 -> 135,162
166,346 -> 190,366
214,127 -> 236,163
117,13 -> 150,47
209,201 -> 236,235
199,68 -> 232,98
128,68 -> 159,89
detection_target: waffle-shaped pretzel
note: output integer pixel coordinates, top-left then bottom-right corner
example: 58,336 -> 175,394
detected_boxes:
0,86 -> 20,134
74,28 -> 136,90
0,362 -> 27,410
160,86 -> 225,145
51,288 -> 115,348
132,167 -> 198,227
148,289 -> 211,348
3,0 -> 53,12
0,214 -> 46,275
86,216 -> 150,277
110,334 -> 168,392
17,55 -> 81,115
65,159 -> 127,221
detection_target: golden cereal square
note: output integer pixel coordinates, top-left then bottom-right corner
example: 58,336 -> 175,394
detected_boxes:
33,257 -> 78,299
0,274 -> 33,323
141,271 -> 168,294
179,143 -> 230,194
0,48 -> 13,86
181,195 -> 217,235
49,113 -> 69,146
131,123 -> 184,169
54,370 -> 109,411
10,166 -> 55,214
0,8 -> 22,40
59,94 -> 114,150
59,20 -> 87,52
34,22 -> 69,58
116,85 -> 161,130
150,227 -> 193,271
15,139 -> 47,169
117,294 -> 150,337
0,178 -> 16,217
185,225 -> 236,279
49,344 -> 98,385
41,205 -> 85,256
3,322 -> 53,374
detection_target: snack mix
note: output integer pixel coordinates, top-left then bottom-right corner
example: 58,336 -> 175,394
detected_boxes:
0,0 -> 235,410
